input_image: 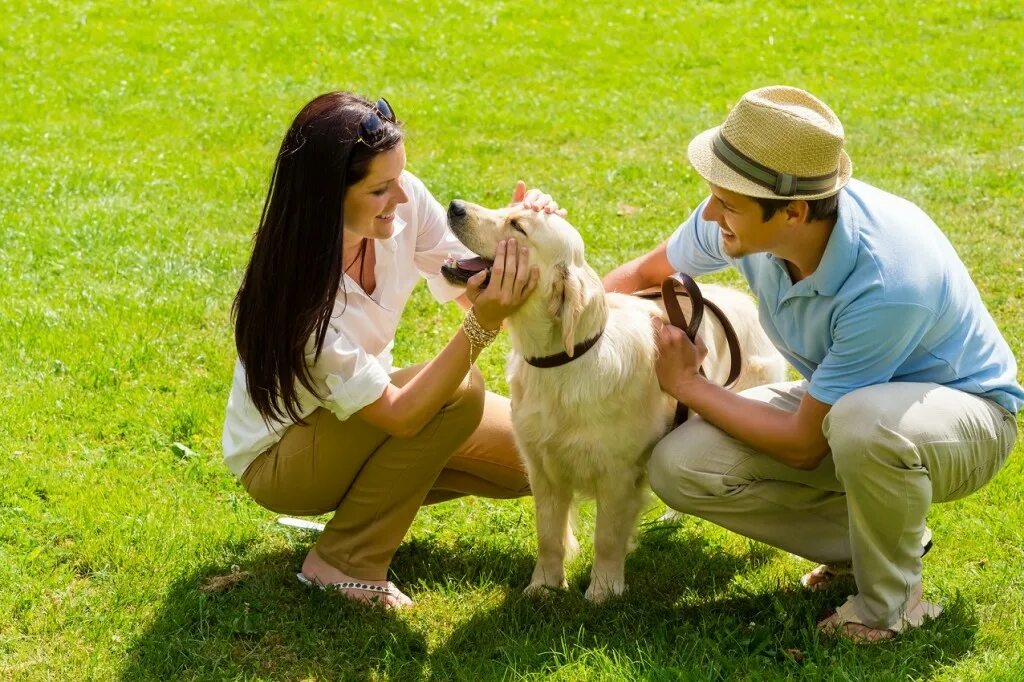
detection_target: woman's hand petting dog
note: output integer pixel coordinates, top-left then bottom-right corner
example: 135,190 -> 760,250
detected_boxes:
653,316 -> 709,398
466,238 -> 539,330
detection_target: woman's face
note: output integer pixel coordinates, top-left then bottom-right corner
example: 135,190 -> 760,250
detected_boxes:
343,142 -> 409,241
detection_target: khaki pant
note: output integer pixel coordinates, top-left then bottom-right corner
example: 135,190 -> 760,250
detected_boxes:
241,364 -> 529,580
648,381 -> 1018,629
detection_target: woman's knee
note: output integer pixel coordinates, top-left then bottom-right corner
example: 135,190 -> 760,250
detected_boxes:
446,366 -> 485,409
416,367 -> 486,459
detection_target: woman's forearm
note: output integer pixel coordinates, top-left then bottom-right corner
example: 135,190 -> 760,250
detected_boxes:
356,322 -> 483,438
389,326 -> 480,435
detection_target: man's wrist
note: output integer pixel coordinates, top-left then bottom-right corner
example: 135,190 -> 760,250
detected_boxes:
672,373 -> 708,403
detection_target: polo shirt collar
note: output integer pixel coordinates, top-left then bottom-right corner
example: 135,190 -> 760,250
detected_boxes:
809,188 -> 859,296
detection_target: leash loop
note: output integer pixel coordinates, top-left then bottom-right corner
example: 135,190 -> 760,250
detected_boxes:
637,275 -> 744,426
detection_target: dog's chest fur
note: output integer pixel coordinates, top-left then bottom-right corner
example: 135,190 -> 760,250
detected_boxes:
507,297 -> 675,493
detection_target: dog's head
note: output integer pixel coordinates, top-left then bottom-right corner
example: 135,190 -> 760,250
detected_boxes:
443,200 -> 604,355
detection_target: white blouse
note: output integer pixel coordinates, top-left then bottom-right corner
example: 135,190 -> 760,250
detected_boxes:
221,171 -> 473,477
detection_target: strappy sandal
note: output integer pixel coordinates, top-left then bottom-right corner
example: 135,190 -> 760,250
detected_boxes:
817,586 -> 943,643
295,572 -> 411,608
801,527 -> 934,592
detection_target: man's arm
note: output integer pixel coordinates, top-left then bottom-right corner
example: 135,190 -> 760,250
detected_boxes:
676,374 -> 830,469
603,240 -> 676,293
654,321 -> 831,469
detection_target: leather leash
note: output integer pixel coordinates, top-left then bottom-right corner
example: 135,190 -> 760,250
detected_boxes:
634,274 -> 744,426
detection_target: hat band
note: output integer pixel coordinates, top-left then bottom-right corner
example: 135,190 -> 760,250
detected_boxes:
712,133 -> 838,197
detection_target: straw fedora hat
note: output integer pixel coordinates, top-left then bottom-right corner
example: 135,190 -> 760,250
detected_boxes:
687,86 -> 852,200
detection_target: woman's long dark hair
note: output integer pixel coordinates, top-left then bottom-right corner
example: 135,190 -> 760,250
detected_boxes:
232,92 -> 403,424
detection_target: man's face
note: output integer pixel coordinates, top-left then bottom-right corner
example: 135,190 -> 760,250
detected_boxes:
343,142 -> 409,241
701,184 -> 789,259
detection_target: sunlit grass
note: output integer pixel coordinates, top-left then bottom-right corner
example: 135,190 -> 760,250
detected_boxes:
2,0 -> 1022,679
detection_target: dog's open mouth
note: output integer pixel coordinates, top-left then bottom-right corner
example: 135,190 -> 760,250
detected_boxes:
441,255 -> 492,287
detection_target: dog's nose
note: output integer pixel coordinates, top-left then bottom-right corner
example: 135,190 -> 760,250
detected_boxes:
448,200 -> 466,219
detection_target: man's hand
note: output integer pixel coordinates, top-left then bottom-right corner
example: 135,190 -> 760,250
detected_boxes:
511,180 -> 568,216
652,317 -> 707,398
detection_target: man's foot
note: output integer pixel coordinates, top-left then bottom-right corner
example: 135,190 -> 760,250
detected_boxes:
800,562 -> 853,592
818,604 -> 897,643
801,527 -> 934,592
817,583 -> 942,644
298,548 -> 413,609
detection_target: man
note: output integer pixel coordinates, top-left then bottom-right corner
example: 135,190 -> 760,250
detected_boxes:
603,86 -> 1022,641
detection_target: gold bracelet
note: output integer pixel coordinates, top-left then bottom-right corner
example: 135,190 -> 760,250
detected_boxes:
462,307 -> 500,359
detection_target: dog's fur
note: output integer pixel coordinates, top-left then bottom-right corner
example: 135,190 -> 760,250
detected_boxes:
447,201 -> 787,601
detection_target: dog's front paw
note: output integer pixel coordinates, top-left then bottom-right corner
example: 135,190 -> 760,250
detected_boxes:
524,580 -> 566,597
526,562 -> 567,596
585,577 -> 626,603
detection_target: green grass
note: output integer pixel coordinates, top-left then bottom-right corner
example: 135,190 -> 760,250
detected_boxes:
2,0 -> 1023,679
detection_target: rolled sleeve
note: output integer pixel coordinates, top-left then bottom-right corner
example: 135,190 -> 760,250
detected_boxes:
310,331 -> 391,421
665,199 -> 731,276
809,302 -> 933,405
406,173 -> 476,303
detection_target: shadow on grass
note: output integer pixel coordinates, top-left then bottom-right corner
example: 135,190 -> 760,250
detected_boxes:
118,543 -> 431,681
120,524 -> 978,680
425,524 -> 981,680
118,530 -> 539,680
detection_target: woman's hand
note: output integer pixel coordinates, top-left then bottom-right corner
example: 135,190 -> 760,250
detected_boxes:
465,238 -> 539,330
653,317 -> 708,398
511,180 -> 567,217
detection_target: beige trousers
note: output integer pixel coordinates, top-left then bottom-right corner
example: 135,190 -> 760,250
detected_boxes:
241,365 -> 529,580
648,381 -> 1018,629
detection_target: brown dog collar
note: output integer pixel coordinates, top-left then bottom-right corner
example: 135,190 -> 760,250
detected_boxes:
524,330 -> 604,368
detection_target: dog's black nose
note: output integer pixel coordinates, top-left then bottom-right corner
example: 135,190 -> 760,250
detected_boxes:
448,200 -> 466,219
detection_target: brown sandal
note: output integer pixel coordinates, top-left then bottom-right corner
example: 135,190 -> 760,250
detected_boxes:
817,586 -> 942,643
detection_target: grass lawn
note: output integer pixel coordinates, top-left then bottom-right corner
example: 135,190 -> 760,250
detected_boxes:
2,0 -> 1023,679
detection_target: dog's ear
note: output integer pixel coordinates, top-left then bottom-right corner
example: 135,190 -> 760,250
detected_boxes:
548,263 -> 585,356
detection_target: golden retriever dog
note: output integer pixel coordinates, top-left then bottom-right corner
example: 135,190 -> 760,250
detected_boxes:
443,200 -> 786,602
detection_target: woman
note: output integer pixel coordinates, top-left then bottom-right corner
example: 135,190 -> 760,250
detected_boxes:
223,92 -> 555,608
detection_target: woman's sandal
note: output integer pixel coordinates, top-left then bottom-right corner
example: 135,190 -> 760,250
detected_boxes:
801,527 -> 934,592
295,572 -> 412,608
817,586 -> 943,642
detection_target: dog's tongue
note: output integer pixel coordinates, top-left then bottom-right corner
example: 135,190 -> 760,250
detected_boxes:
441,255 -> 494,286
451,256 -> 491,274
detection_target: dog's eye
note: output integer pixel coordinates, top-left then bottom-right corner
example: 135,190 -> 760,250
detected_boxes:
509,219 -> 527,235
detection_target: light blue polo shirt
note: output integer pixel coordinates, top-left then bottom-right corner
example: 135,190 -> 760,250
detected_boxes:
666,178 -> 1024,414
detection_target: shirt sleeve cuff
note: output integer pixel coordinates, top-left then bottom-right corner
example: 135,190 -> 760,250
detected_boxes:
424,275 -> 468,303
323,359 -> 391,421
807,382 -> 841,406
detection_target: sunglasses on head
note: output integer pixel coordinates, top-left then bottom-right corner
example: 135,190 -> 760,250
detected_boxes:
357,98 -> 396,145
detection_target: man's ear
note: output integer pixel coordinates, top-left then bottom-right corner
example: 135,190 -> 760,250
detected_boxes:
785,199 -> 810,224
548,263 -> 585,356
